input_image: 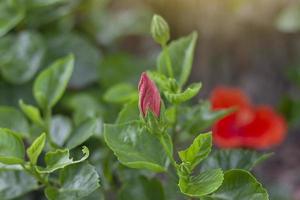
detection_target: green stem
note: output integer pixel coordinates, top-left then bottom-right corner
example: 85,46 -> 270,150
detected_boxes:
43,107 -> 58,149
21,163 -> 50,187
172,105 -> 179,145
162,44 -> 173,78
159,135 -> 178,169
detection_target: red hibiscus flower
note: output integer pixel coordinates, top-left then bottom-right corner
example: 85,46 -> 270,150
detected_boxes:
210,86 -> 287,149
138,72 -> 161,118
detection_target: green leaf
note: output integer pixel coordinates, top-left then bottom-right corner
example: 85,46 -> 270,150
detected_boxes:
178,169 -> 224,197
0,1 -> 25,37
37,146 -> 89,173
65,93 -> 104,125
26,133 -> 46,165
46,33 -> 101,88
19,100 -> 44,126
99,53 -> 149,88
0,169 -> 38,199
104,121 -> 168,172
0,128 -> 25,165
178,132 -> 212,171
164,83 -> 201,104
0,106 -> 29,137
50,115 -> 72,147
66,118 -> 97,149
147,70 -> 170,91
182,101 -> 232,134
0,31 -> 45,84
203,169 -> 269,200
116,99 -> 139,124
201,149 -> 272,171
33,54 -> 74,109
104,83 -> 138,104
45,162 -> 100,200
118,176 -> 165,200
157,32 -> 198,86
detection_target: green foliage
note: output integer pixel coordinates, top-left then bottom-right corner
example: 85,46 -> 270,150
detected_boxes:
0,128 -> 25,165
27,133 -> 46,165
179,132 -> 212,171
45,162 -> 100,200
118,176 -> 165,200
0,106 -> 29,137
0,31 -> 45,84
0,6 -> 271,200
201,149 -> 273,171
181,101 -> 232,134
0,170 -> 38,199
203,170 -> 269,200
19,100 -> 44,127
38,146 -> 89,173
157,31 -> 198,86
33,54 -> 74,110
0,0 -> 25,37
178,169 -> 224,197
104,83 -> 138,104
46,32 -> 101,88
66,118 -> 98,149
164,83 -> 202,104
104,121 -> 168,172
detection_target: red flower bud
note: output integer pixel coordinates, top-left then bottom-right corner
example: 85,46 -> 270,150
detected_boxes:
138,72 -> 161,118
210,86 -> 287,149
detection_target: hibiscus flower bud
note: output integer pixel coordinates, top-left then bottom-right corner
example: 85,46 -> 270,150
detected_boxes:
151,14 -> 170,46
138,72 -> 161,118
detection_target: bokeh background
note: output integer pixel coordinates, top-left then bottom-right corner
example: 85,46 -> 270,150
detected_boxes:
1,0 -> 300,199
112,1 -> 300,198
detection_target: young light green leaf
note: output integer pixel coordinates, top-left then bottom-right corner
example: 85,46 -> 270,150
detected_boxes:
0,1 -> 25,37
26,133 -> 46,165
118,176 -> 165,200
37,146 -> 89,173
66,118 -> 97,149
45,162 -> 100,200
103,83 -> 138,104
0,170 -> 38,199
0,106 -> 29,138
157,32 -> 198,86
104,121 -> 168,172
178,169 -> 224,197
50,115 -> 72,147
178,132 -> 212,171
0,128 -> 25,165
19,100 -> 44,127
182,101 -> 232,134
201,149 -> 273,171
164,83 -> 201,104
0,31 -> 45,84
33,54 -> 74,109
203,169 -> 269,200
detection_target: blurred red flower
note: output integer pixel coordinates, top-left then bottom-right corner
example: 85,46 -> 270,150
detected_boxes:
138,72 -> 161,117
210,87 -> 287,149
